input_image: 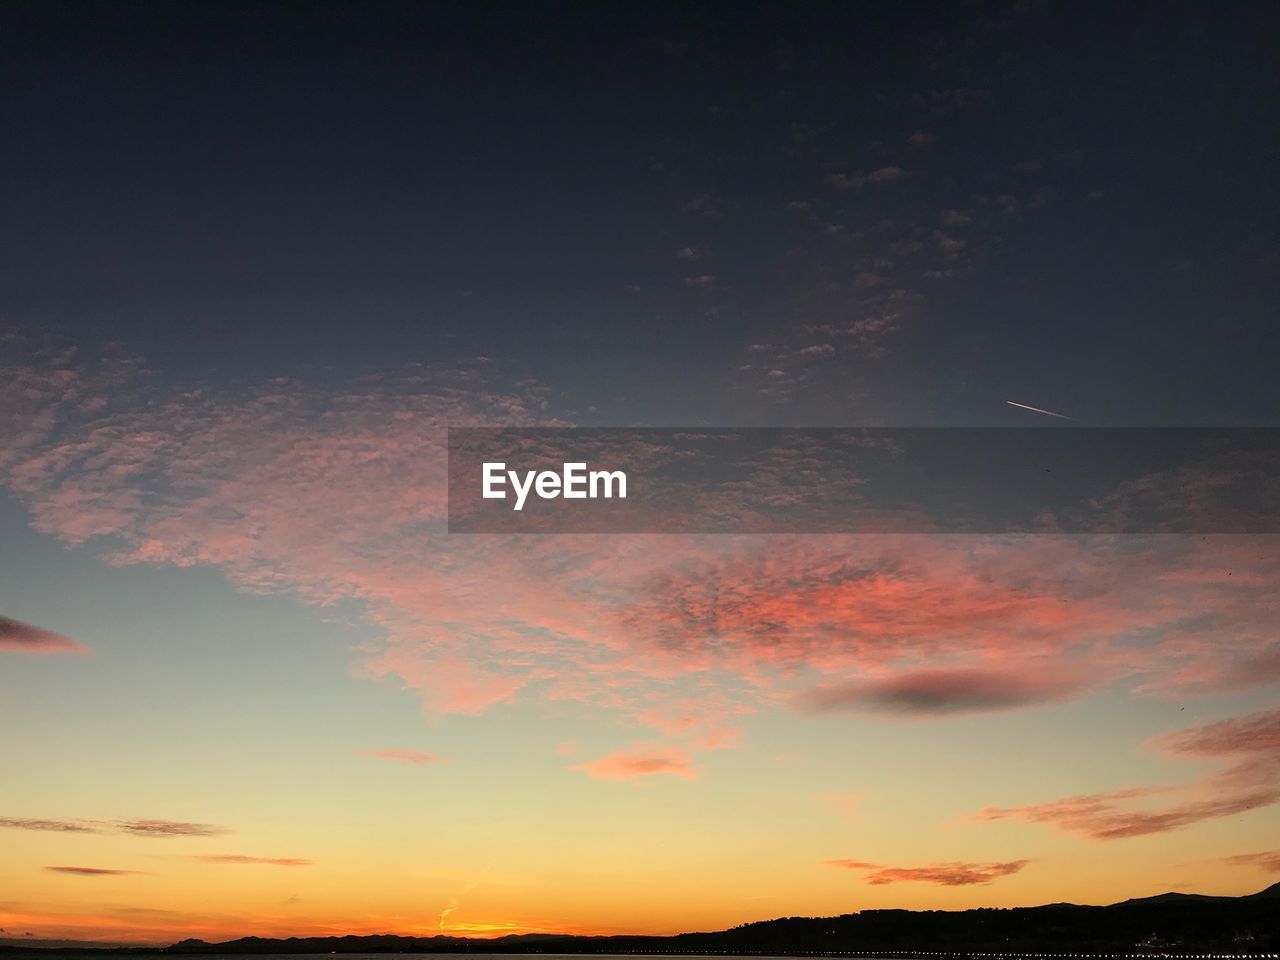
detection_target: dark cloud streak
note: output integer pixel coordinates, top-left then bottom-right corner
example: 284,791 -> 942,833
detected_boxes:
799,667 -> 1082,716
824,858 -> 1029,886
0,616 -> 87,655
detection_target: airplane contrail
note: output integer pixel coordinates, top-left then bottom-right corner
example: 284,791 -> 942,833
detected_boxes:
1006,400 -> 1077,421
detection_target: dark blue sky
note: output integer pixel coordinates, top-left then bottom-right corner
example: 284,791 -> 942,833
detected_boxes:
3,0 -> 1277,424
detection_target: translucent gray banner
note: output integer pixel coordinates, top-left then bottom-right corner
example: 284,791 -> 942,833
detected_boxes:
447,428 -> 1280,534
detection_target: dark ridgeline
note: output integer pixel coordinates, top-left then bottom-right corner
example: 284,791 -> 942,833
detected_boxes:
2,883 -> 1277,956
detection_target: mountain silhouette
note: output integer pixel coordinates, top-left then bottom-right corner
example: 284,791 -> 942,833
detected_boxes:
2,885 -> 1277,956
1107,891 -> 1229,907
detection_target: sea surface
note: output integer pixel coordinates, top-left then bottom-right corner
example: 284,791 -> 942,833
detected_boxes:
97,955 -> 880,960
99,956 -> 862,960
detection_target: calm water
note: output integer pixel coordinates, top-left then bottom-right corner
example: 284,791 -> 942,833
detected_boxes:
101,955 -> 883,960
103,956 -> 869,960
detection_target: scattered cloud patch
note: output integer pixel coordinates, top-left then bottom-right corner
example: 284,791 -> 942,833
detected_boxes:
682,193 -> 722,222
828,172 -> 864,190
829,168 -> 904,188
5,340 -> 1280,775
867,166 -> 904,184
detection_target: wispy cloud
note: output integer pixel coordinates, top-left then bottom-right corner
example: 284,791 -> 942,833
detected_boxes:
192,855 -> 312,867
1,817 -> 228,838
116,820 -> 228,838
1223,850 -> 1280,873
0,616 -> 88,655
824,858 -> 1029,886
45,866 -> 141,876
974,788 -> 1272,841
973,707 -> 1280,839
0,817 -> 100,833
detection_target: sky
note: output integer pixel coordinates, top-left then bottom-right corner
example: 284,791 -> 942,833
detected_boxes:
2,0 -> 1280,946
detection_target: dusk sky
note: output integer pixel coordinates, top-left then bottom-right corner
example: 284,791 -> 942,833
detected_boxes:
2,0 -> 1279,947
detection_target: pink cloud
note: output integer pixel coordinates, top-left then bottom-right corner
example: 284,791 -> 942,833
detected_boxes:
0,616 -> 88,655
1156,706 -> 1280,761
2,336 -> 1279,782
1223,850 -> 1280,873
824,858 -> 1029,886
576,745 -> 696,781
974,788 -> 1275,841
357,748 -> 441,766
973,708 -> 1280,840
45,866 -> 141,877
193,855 -> 312,867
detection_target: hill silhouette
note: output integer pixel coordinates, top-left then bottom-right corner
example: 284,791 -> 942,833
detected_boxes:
2,885 -> 1277,956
